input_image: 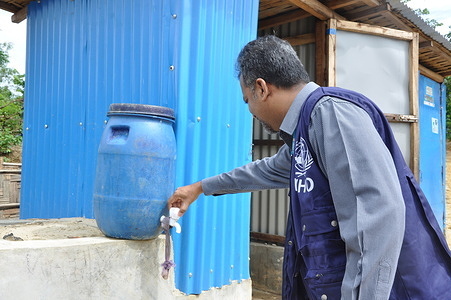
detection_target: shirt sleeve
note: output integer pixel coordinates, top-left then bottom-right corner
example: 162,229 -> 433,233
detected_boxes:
308,96 -> 406,300
201,143 -> 291,196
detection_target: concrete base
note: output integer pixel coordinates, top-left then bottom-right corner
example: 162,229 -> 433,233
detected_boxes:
250,242 -> 284,295
0,220 -> 251,300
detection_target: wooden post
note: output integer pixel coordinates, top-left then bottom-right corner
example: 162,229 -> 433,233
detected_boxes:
327,19 -> 337,87
315,20 -> 327,86
410,32 -> 420,179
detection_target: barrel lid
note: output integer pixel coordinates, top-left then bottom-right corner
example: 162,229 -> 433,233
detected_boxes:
108,103 -> 175,120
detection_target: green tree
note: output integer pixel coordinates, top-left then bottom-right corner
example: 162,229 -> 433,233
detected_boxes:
445,77 -> 451,139
0,42 -> 24,154
401,0 -> 447,30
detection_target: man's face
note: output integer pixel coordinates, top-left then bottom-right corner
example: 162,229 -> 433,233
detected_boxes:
239,76 -> 278,134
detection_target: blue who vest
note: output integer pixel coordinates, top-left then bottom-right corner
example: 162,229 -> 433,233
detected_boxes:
283,86 -> 451,299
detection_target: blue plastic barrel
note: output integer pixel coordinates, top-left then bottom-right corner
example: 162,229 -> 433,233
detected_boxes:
93,103 -> 176,240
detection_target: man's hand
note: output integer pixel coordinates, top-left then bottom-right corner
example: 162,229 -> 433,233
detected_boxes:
167,181 -> 203,217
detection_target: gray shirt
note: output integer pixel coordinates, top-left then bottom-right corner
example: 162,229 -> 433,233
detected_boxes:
202,82 -> 405,299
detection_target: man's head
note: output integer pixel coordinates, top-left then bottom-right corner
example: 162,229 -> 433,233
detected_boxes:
236,35 -> 310,90
236,35 -> 310,133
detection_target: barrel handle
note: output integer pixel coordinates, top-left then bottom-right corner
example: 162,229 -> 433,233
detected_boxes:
108,125 -> 130,144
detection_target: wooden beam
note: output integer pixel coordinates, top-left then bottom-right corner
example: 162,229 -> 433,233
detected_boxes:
12,6 -> 27,23
315,20 -> 327,86
409,32 -> 420,179
381,11 -> 414,32
419,41 -> 434,49
359,0 -> 381,7
384,113 -> 418,123
325,0 -> 360,10
258,9 -> 310,30
0,3 -> 20,14
421,42 -> 451,65
251,232 -> 285,245
336,19 -> 416,40
327,19 -> 337,87
419,65 -> 444,83
345,3 -> 391,21
283,33 -> 316,46
288,0 -> 346,21
0,203 -> 20,210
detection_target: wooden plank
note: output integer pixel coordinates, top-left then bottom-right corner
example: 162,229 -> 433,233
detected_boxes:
0,3 -> 20,14
419,65 -> 444,83
345,3 -> 391,21
0,207 -> 20,219
359,0 -> 380,7
259,0 -> 294,19
419,41 -> 434,49
3,162 -> 22,167
421,44 -> 451,69
258,9 -> 311,30
315,20 -> 327,86
283,33 -> 316,46
440,70 -> 451,77
381,11 -> 413,32
337,19 -> 415,40
327,19 -> 337,87
288,0 -> 346,21
384,113 -> 418,123
251,231 -> 285,245
0,170 -> 21,174
12,6 -> 27,23
325,0 -> 360,10
0,203 -> 20,210
409,32 -> 420,179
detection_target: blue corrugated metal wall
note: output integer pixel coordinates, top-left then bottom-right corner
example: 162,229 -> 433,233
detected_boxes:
173,1 -> 259,293
22,0 -> 177,218
21,0 -> 258,295
418,75 -> 446,229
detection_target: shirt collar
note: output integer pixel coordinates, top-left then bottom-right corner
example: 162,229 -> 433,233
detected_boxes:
279,81 -> 320,137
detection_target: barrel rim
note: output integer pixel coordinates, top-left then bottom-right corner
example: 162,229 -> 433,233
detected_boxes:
108,103 -> 175,120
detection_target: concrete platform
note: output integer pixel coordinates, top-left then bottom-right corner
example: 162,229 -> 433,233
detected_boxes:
0,218 -> 251,300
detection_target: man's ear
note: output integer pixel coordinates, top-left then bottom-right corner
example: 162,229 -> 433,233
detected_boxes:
254,78 -> 270,101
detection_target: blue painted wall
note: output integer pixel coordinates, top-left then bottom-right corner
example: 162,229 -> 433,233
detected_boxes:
21,0 -> 258,294
418,74 -> 446,229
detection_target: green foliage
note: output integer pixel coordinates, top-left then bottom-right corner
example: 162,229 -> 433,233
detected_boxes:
402,0 -> 445,30
445,77 -> 451,140
445,26 -> 451,41
0,43 -> 24,154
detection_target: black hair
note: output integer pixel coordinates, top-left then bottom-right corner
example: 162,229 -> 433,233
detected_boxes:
236,35 -> 310,89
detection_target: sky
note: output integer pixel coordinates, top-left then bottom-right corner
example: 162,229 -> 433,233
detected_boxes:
0,0 -> 450,75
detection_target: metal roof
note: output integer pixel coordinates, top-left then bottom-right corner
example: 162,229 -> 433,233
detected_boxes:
2,0 -> 451,76
258,0 -> 451,76
386,0 -> 451,51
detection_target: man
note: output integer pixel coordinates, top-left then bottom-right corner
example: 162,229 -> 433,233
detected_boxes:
168,35 -> 451,299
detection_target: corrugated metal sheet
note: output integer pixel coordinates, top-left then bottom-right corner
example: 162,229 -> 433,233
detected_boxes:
251,17 -> 316,237
387,0 -> 451,52
22,0 -> 177,218
173,1 -> 259,294
21,0 -> 259,295
250,119 -> 289,236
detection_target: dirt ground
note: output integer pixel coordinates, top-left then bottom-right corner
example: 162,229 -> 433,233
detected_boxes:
1,145 -> 22,163
445,142 -> 451,248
